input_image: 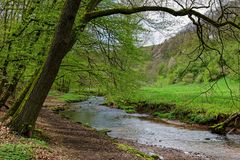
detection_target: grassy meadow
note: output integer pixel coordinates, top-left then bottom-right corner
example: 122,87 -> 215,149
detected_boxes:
121,79 -> 240,124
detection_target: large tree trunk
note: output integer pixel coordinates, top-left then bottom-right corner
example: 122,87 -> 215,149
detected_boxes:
8,0 -> 82,135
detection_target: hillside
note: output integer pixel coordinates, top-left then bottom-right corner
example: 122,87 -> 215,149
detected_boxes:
144,28 -> 240,85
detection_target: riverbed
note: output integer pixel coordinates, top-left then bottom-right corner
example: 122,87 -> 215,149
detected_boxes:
61,97 -> 240,160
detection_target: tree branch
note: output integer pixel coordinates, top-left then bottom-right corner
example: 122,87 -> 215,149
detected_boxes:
85,6 -> 240,30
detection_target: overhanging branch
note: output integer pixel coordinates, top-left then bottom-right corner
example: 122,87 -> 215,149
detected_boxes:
85,6 -> 240,30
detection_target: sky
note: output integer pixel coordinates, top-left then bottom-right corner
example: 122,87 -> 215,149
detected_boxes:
139,0 -> 219,46
141,13 -> 191,46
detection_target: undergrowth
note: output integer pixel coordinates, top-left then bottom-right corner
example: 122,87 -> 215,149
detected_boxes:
0,143 -> 34,160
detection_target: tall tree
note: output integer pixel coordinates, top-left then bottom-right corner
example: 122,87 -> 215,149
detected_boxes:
8,0 -> 82,134
0,0 -> 58,108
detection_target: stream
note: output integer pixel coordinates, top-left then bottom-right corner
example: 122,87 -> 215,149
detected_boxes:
60,97 -> 240,160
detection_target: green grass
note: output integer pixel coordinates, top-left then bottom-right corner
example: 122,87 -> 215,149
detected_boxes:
123,79 -> 240,124
116,143 -> 158,160
118,105 -> 136,113
49,90 -> 87,103
0,144 -> 34,160
49,87 -> 107,103
58,93 -> 87,102
0,128 -> 54,160
0,137 -> 49,160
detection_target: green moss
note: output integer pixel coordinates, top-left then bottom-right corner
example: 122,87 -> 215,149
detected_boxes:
98,129 -> 111,135
153,112 -> 175,119
210,122 -> 226,134
8,67 -> 43,134
116,143 -> 158,160
118,105 -> 136,113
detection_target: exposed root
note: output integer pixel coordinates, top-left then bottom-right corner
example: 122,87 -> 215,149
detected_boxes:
210,113 -> 240,135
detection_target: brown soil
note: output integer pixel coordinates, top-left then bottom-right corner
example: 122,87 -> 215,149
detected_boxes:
35,97 -> 213,160
36,108 -> 142,160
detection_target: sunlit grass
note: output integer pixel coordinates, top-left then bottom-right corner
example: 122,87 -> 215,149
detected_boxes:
124,79 -> 240,123
48,90 -> 87,102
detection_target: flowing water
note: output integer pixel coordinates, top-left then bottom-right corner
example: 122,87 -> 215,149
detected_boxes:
61,97 -> 240,160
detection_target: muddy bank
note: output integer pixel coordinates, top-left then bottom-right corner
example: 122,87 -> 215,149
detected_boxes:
121,100 -> 240,133
37,108 -> 142,160
43,96 -> 69,111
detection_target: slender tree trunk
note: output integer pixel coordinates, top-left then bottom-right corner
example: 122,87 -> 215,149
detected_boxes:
8,0 -> 82,135
0,55 -> 10,96
0,65 -> 25,108
1,68 -> 40,121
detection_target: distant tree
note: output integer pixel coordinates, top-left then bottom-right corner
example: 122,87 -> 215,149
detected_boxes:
0,0 -> 58,107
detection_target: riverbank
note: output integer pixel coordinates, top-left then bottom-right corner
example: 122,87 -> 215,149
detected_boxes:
50,90 -> 240,133
37,108 -> 142,160
43,96 -> 210,160
114,80 -> 240,133
0,96 -> 209,160
39,108 -> 207,160
0,97 -> 141,160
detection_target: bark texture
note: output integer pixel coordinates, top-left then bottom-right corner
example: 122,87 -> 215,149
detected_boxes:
1,69 -> 39,122
8,0 -> 82,135
0,65 -> 25,108
0,55 -> 10,96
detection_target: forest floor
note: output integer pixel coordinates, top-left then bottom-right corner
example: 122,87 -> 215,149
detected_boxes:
37,96 -> 213,160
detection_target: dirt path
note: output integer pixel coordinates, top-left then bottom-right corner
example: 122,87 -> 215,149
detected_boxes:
36,97 -> 212,160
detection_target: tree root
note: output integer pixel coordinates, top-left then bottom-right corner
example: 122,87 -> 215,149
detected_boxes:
210,113 -> 240,135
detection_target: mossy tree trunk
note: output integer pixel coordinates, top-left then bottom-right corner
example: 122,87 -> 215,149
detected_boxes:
1,69 -> 40,121
0,65 -> 25,108
8,0 -> 82,135
0,55 -> 10,97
